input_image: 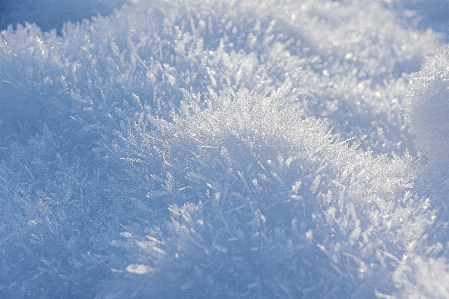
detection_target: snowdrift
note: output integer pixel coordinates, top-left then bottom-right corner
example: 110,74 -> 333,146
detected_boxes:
1,0 -> 449,298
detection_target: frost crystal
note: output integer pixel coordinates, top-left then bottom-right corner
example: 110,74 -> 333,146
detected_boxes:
0,0 -> 448,298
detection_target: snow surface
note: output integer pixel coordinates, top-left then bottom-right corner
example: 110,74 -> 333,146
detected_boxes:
1,0 -> 449,298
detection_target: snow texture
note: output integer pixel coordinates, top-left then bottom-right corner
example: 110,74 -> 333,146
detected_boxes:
405,47 -> 449,161
0,0 -> 449,298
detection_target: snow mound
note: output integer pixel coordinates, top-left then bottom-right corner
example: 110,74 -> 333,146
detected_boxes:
405,47 -> 449,161
102,88 -> 432,298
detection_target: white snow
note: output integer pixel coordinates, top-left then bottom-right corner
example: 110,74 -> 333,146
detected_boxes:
1,0 -> 449,298
405,47 -> 449,161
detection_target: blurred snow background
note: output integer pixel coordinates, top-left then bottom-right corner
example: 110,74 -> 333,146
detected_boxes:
1,0 -> 449,298
0,0 -> 128,33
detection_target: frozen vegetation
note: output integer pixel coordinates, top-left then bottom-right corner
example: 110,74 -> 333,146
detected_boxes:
1,0 -> 449,298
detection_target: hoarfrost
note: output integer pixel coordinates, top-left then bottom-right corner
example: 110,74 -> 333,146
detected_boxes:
0,0 -> 449,298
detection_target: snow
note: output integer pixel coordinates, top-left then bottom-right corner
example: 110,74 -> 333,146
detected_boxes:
1,0 -> 449,298
405,47 -> 449,161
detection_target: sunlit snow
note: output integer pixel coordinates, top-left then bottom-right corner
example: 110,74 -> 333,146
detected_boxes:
1,0 -> 449,298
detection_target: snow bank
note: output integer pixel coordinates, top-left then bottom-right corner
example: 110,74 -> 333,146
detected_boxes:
0,0 -> 449,298
405,48 -> 449,161
400,46 -> 449,298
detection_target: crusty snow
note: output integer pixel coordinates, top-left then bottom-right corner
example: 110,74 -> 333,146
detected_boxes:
1,0 -> 449,298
